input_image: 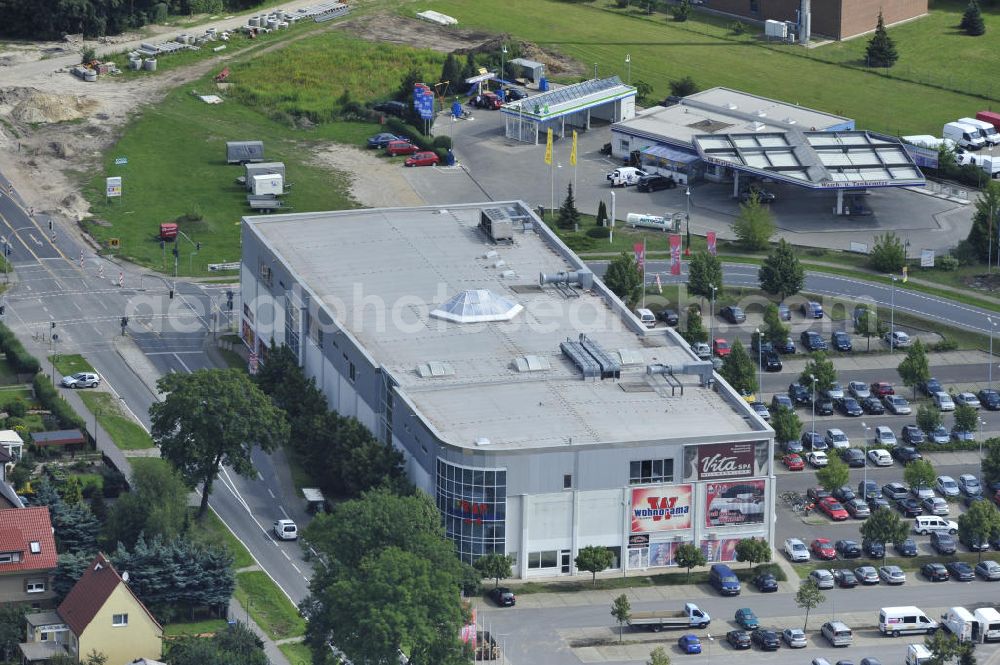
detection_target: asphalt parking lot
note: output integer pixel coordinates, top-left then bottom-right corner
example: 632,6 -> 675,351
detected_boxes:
410,100 -> 974,252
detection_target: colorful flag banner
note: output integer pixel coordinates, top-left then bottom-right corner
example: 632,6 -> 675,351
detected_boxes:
544,128 -> 553,165
634,243 -> 645,272
670,235 -> 682,276
707,231 -> 717,256
569,130 -> 577,166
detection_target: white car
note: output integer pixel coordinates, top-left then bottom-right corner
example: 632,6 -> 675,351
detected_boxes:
955,392 -> 981,409
848,380 -> 870,400
61,372 -> 101,388
958,474 -> 982,496
808,451 -> 829,467
936,475 -> 960,497
884,330 -> 911,348
873,425 -> 896,447
933,392 -> 955,411
784,537 -> 810,562
272,519 -> 298,540
809,569 -> 835,589
691,342 -> 711,359
824,428 -> 850,450
867,449 -> 893,467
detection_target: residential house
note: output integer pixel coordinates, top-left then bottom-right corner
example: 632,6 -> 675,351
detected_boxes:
0,429 -> 23,464
0,506 -> 56,608
19,553 -> 163,664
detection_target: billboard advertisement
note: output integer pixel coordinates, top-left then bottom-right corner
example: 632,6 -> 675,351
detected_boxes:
700,537 -> 742,563
684,441 -> 768,481
649,541 -> 683,567
705,479 -> 766,528
630,485 -> 692,533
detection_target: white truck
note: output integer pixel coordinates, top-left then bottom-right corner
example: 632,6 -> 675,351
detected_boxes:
975,607 -> 1000,643
627,602 -> 711,631
606,167 -> 647,187
942,607 -> 979,643
943,121 -> 987,151
959,117 -> 1000,146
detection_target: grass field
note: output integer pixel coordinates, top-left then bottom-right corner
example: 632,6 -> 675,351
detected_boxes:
234,570 -> 306,641
0,387 -> 33,410
78,391 -> 155,450
190,508 -> 257,569
163,617 -> 229,636
49,353 -> 95,376
278,641 -> 312,665
417,0 -> 988,135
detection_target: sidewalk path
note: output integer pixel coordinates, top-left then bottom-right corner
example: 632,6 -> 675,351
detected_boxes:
228,597 -> 293,665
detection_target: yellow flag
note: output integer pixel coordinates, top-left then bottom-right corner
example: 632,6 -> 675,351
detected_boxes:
544,128 -> 553,165
570,130 -> 578,166
902,266 -> 908,283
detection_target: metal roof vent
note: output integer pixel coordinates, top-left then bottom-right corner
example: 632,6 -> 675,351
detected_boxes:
756,110 -> 767,118
515,355 -> 551,372
416,361 -> 456,378
500,270 -> 516,279
475,437 -> 492,446
617,349 -> 645,365
727,103 -> 739,110
784,117 -> 797,125
430,289 -> 523,323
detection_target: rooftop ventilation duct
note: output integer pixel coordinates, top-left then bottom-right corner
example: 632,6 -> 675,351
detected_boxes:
480,207 -> 514,243
538,270 -> 594,290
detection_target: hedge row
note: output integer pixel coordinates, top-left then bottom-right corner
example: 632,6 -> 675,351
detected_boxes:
383,118 -> 451,159
33,374 -> 86,430
0,324 -> 40,374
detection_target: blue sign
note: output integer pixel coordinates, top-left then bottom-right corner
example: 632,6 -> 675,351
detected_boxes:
413,85 -> 434,120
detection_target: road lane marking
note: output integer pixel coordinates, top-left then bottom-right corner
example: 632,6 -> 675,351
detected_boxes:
267,488 -> 275,499
172,353 -> 192,372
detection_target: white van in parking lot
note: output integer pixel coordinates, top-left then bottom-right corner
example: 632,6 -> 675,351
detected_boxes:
906,644 -> 932,665
606,167 -> 647,187
913,515 -> 958,535
879,606 -> 939,637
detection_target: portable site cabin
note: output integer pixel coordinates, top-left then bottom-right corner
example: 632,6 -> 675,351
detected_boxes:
244,162 -> 285,189
251,174 -> 283,196
507,58 -> 545,83
226,140 -> 264,164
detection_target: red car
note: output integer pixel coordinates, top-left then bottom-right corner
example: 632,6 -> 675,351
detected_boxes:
818,496 -> 849,521
810,538 -> 836,560
405,151 -> 440,167
782,453 -> 804,471
385,140 -> 418,156
713,338 -> 731,357
870,381 -> 895,397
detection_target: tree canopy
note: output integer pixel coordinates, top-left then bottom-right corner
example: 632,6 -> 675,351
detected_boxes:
897,339 -> 930,400
870,232 -> 907,273
575,546 -> 615,585
557,183 -> 581,230
815,454 -> 849,492
733,194 -> 775,251
957,498 -> 1000,560
962,0 -> 987,35
795,579 -> 825,631
799,352 -> 836,394
474,553 -> 514,589
720,339 -> 758,395
762,303 -> 790,346
966,182 -> 1000,262
983,438 -> 1000,487
866,10 -> 899,68
859,507 -> 909,562
759,239 -> 804,301
104,461 -> 189,549
151,368 -> 289,517
604,252 -> 643,308
687,251 -> 723,301
904,459 -> 937,490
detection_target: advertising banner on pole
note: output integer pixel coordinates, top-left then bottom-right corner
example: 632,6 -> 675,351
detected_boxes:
669,234 -> 681,275
413,84 -> 434,120
630,485 -> 692,533
633,242 -> 645,272
920,249 -> 935,268
106,177 -> 122,198
705,479 -> 766,527
707,231 -> 717,256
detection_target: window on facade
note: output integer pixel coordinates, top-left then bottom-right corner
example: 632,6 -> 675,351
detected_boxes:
29,541 -> 40,554
749,0 -> 759,11
258,262 -> 273,286
0,553 -> 13,564
26,580 -> 45,593
284,300 -> 300,361
112,614 -> 128,626
629,459 -> 674,485
349,362 -> 356,383
619,140 -> 629,152
563,474 -> 573,489
436,460 -> 507,565
527,551 -> 559,569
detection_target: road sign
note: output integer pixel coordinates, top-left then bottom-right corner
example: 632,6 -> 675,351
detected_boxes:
106,176 -> 122,198
109,238 -> 120,249
114,157 -> 128,165
413,84 -> 434,120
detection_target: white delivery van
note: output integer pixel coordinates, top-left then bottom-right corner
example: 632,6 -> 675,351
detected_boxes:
977,155 -> 1000,178
943,122 -> 987,151
906,644 -> 932,665
913,515 -> 958,534
974,607 -> 1000,643
959,117 -> 1000,146
606,167 -> 647,187
634,308 -> 656,328
879,606 -> 939,637
942,607 -> 979,643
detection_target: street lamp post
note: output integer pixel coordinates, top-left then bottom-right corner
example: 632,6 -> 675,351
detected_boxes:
755,327 -> 762,394
989,317 -> 996,389
501,44 -> 507,83
889,275 -> 897,354
625,53 -> 631,85
709,284 -> 717,347
980,418 -> 987,488
861,422 -> 871,493
685,187 -> 691,256
810,374 -> 817,440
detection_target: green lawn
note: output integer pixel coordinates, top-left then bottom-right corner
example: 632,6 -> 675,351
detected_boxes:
190,508 -> 256,569
49,354 -> 95,376
417,0 -> 987,135
162,617 -> 229,636
234,571 -> 306,641
0,387 -> 33,410
78,391 -> 155,450
278,641 -> 312,665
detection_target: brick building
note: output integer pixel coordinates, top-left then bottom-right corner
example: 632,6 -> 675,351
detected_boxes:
703,0 -> 928,40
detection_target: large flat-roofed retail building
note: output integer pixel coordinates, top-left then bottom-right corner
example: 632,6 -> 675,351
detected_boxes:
240,202 -> 774,578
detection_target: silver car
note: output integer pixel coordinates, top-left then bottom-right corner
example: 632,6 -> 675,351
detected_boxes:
958,474 -> 982,496
975,560 -> 1000,581
879,565 -> 906,585
825,382 -> 845,400
782,628 -> 807,648
809,569 -> 835,589
61,371 -> 101,388
848,380 -> 870,400
921,497 -> 950,516
936,475 -> 960,497
854,565 -> 879,584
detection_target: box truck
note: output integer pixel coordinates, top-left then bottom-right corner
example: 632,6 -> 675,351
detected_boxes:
942,607 -> 979,643
975,607 -> 1000,642
959,118 -> 1000,146
943,122 -> 987,151
627,603 -> 711,631
976,110 -> 1000,132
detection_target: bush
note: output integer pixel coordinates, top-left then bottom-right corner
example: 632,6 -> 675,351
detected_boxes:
432,135 -> 452,151
936,254 -> 960,271
151,2 -> 168,23
32,374 -> 85,430
6,398 -> 27,418
729,21 -> 747,35
933,337 -> 959,352
0,324 -> 41,375
586,226 -> 611,239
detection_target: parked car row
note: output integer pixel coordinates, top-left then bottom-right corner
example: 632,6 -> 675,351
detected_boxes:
366,133 -> 441,167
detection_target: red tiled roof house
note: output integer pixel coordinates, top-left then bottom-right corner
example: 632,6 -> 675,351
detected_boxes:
0,506 -> 57,609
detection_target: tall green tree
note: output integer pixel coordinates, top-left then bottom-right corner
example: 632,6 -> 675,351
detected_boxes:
460,52 -> 478,81
575,546 -> 615,586
302,490 -> 470,665
611,594 -> 631,644
816,454 -> 849,492
854,304 -> 883,351
151,368 -> 289,519
104,461 -> 189,549
799,352 -> 836,394
758,239 -> 804,301
961,0 -> 986,35
762,303 -> 790,346
966,182 -> 1000,262
439,52 -> 462,89
687,251 -> 723,301
870,232 -> 906,273
604,252 -> 643,308
859,507 -> 909,564
596,200 -> 609,226
866,10 -> 899,68
897,339 -> 930,400
904,459 -> 937,492
0,605 -> 25,663
771,406 -> 801,446
955,402 -> 979,433
473,553 -> 514,589
557,183 -> 581,230
795,579 -> 826,631
733,194 -> 775,251
674,543 -> 706,582
957,500 -> 1000,560
734,538 -> 771,568
917,404 -> 943,434
926,630 -> 962,665
983,438 -> 1000,487
683,305 -> 708,345
648,646 -> 672,665
720,339 -> 758,395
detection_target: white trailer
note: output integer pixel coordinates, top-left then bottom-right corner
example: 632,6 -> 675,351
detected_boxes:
251,173 -> 283,196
